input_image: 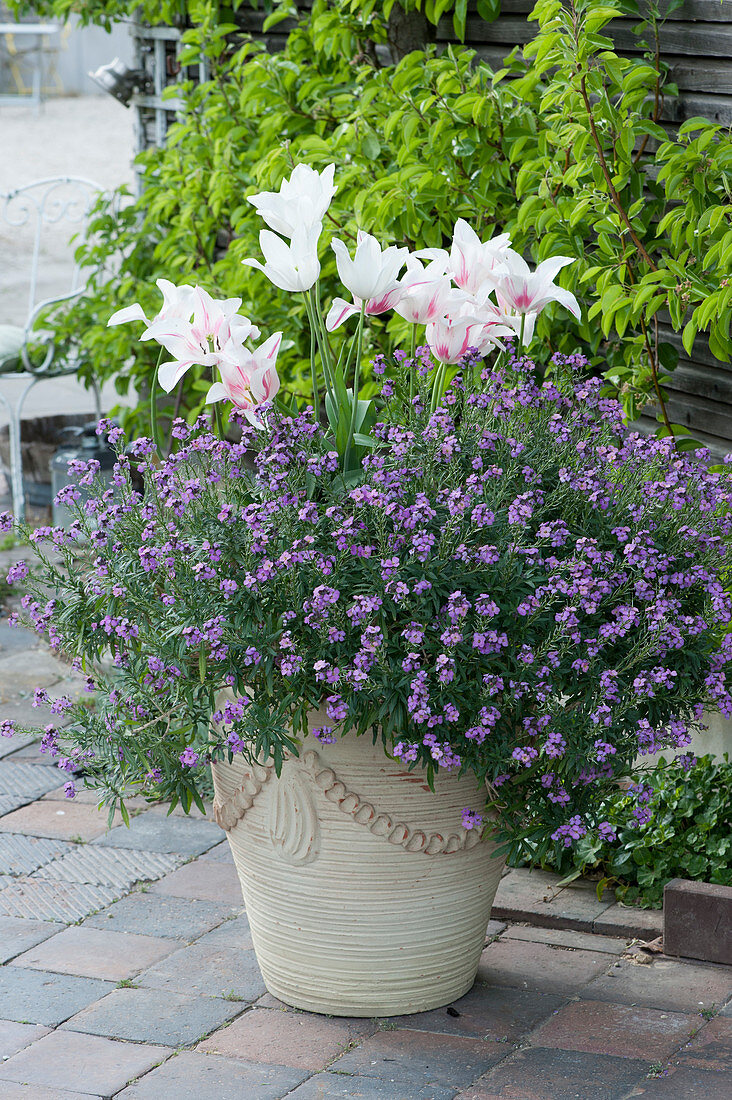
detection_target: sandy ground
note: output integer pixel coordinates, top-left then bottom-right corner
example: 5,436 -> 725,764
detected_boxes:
0,95 -> 136,427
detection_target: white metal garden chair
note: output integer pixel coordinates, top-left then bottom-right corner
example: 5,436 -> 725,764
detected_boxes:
0,176 -> 104,521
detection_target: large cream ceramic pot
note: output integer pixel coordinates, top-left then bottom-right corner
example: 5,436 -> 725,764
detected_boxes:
211,725 -> 503,1017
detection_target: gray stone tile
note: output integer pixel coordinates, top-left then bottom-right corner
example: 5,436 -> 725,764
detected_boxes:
0,762 -> 62,798
477,937 -> 611,994
0,967 -> 114,1026
0,1084 -> 100,1099
624,1065 -> 732,1098
385,982 -> 564,1043
32,846 -> 181,889
0,623 -> 39,655
62,985 -> 243,1047
0,732 -> 38,761
330,1029 -> 508,1088
191,913 -> 252,951
470,1047 -> 651,1100
492,867 -> 613,931
0,1018 -> 50,1059
0,650 -> 65,696
0,877 -> 121,922
594,903 -> 664,940
583,957 -> 732,1012
0,834 -> 73,876
286,1075 -> 457,1100
93,811 -> 224,856
82,891 -> 235,941
485,919 -> 506,941
198,840 -> 234,863
0,1028 -> 171,1096
0,915 -> 60,963
115,1051 -> 308,1099
503,924 -> 628,955
137,942 -> 266,1001
0,794 -> 37,816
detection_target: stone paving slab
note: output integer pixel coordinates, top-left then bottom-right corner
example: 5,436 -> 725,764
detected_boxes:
0,1085 -> 102,1100
81,890 -> 239,941
382,982 -> 564,1044
582,956 -> 732,1012
626,1065 -> 732,1098
192,912 -> 252,952
0,800 -> 124,841
197,840 -> 234,863
492,867 -> 664,939
198,1006 -> 376,1070
0,877 -> 122,923
0,761 -> 64,799
0,967 -> 114,1027
330,1028 -> 510,1089
0,622 -> 40,655
94,811 -> 224,857
0,650 -> 65,698
288,1075 -> 458,1100
12,925 -> 179,982
0,833 -> 73,876
62,985 -> 244,1048
674,1015 -> 732,1072
150,859 -> 243,906
0,732 -> 40,760
492,867 -> 613,931
594,902 -> 664,940
476,937 -> 612,994
0,793 -> 43,816
32,845 -> 181,889
0,914 -> 60,963
115,1051 -> 308,1100
502,924 -> 628,955
530,999 -> 696,1061
0,1018 -> 50,1059
457,1047 -> 652,1100
137,942 -> 267,1002
0,1028 -> 171,1097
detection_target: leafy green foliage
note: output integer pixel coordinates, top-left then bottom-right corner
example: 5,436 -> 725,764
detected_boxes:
515,754 -> 732,908
517,0 -> 732,438
14,0 -> 732,443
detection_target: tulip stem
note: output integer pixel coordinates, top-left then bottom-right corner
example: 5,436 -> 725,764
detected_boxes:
214,399 -> 226,443
430,360 -> 448,416
305,289 -> 335,404
150,346 -> 166,461
409,325 -> 417,406
343,302 -> 367,471
307,299 -> 320,423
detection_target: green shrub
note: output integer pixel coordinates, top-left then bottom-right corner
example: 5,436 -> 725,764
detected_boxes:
10,0 -> 732,444
512,754 -> 732,908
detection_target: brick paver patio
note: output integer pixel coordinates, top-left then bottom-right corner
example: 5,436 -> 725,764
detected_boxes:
0,552 -> 730,1098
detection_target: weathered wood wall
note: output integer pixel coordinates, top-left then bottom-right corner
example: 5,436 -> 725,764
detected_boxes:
234,0 -> 732,451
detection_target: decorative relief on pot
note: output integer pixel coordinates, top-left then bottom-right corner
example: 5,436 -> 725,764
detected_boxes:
214,746 -> 482,856
270,770 -> 320,865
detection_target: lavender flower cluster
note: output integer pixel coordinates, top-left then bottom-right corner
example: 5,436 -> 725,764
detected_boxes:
6,350 -> 732,842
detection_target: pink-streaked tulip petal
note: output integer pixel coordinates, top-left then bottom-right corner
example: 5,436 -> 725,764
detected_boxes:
205,381 -> 229,404
550,284 -> 581,321
157,359 -> 195,393
107,303 -> 147,327
326,298 -> 360,331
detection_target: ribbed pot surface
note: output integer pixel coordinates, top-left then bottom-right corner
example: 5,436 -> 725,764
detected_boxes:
212,729 -> 504,1016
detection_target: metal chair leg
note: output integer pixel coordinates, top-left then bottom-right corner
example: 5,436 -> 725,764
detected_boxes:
0,384 -> 25,523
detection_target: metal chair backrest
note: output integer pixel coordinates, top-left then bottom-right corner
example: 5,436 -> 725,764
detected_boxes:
0,175 -> 102,338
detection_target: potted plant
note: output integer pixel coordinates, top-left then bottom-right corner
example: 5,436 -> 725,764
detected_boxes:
5,165 -> 732,1016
